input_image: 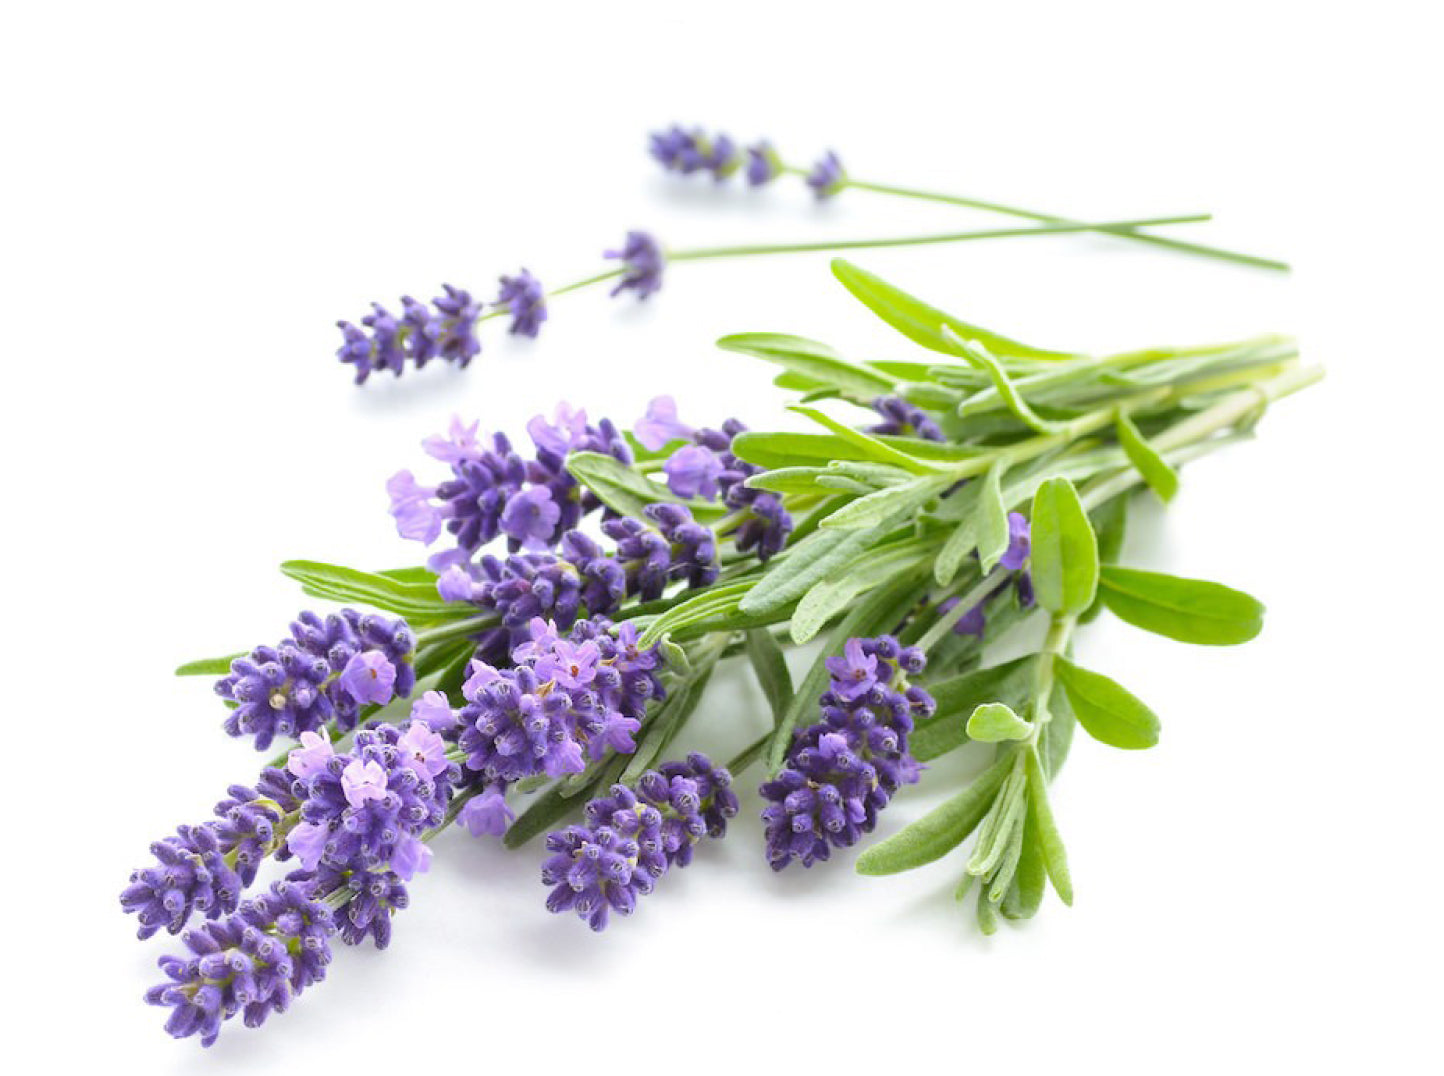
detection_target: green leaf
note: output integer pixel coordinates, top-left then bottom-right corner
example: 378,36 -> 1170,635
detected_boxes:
565,451 -> 721,521
716,333 -> 895,399
967,702 -> 1033,742
831,258 -> 1077,361
1000,815 -> 1047,920
911,656 -> 1036,761
744,629 -> 793,726
1024,749 -> 1073,905
1054,656 -> 1161,749
1099,565 -> 1264,645
1115,412 -> 1180,502
280,560 -> 459,618
819,474 -> 951,530
1039,682 -> 1078,780
731,429 -> 977,470
940,328 -> 1070,435
789,406 -> 938,475
1080,495 -> 1129,624
743,466 -> 834,495
1029,478 -> 1099,616
175,653 -> 243,676
738,527 -> 876,617
855,752 -> 1015,875
976,460 -> 1012,572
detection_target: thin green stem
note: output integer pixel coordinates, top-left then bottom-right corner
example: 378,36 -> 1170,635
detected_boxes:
918,566 -> 1011,652
810,172 -> 1289,273
667,214 -> 1210,261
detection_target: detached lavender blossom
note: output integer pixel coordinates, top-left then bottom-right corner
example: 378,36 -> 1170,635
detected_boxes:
606,231 -> 665,300
496,269 -> 547,337
761,635 -> 935,869
542,753 -> 738,930
806,150 -> 847,200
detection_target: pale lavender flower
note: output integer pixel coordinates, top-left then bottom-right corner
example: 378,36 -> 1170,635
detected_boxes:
606,231 -> 665,300
634,395 -> 693,451
423,416 -> 483,464
746,140 -> 782,186
286,820 -> 330,872
511,617 -> 562,663
396,723 -> 450,780
535,638 -> 601,690
664,443 -> 724,500
338,651 -> 397,706
390,835 -> 432,882
496,269 -> 547,338
591,712 -> 641,759
499,485 -> 562,550
463,658 -> 503,699
1000,512 -> 1031,570
527,402 -> 590,456
806,150 -> 846,199
410,690 -> 458,732
823,637 -> 879,701
437,565 -> 476,603
287,730 -> 334,780
387,470 -> 443,544
459,787 -> 514,837
341,758 -> 390,808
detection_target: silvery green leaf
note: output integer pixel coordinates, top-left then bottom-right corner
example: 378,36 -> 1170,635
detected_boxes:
789,405 -> 939,475
1029,477 -> 1099,616
1080,495 -> 1129,623
831,258 -> 1077,361
819,473 -> 952,530
941,328 -> 1071,435
716,332 -> 895,399
967,702 -> 1034,743
738,527 -> 877,617
175,653 -> 244,677
280,559 -> 463,619
1024,748 -> 1073,905
1099,565 -> 1264,645
744,628 -> 793,727
1115,411 -> 1180,502
911,656 -> 1036,761
1054,656 -> 1161,749
1000,816 -> 1047,920
976,460 -> 1011,572
565,451 -> 723,521
791,539 -> 932,643
854,751 -> 1015,876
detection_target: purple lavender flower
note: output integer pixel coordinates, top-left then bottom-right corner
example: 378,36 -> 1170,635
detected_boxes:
634,395 -> 693,451
459,786 -> 514,837
121,825 -> 243,940
428,284 -> 483,366
433,431 -> 528,553
542,753 -> 738,931
145,880 -> 334,1047
602,503 -> 718,598
422,415 -> 483,465
527,402 -> 591,456
500,485 -> 562,551
409,690 -> 458,731
692,418 -> 794,561
305,865 -> 409,949
287,730 -> 335,780
338,651 -> 397,707
806,150 -> 846,199
663,443 -> 724,500
745,140 -> 782,186
649,125 -> 741,181
495,269 -> 547,337
869,395 -> 945,442
386,470 -> 444,544
761,635 -> 935,870
389,835 -> 433,881
606,231 -> 665,300
1000,511 -> 1031,570
337,285 -> 482,382
336,303 -> 407,384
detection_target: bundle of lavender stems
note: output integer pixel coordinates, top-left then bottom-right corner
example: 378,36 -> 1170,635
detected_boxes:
123,126 -> 1312,1046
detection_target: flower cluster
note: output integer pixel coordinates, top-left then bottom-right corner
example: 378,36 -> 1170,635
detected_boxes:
941,512 -> 1034,637
649,125 -> 803,189
145,880 -> 334,1047
634,397 -> 795,561
456,618 -> 665,806
606,230 -> 665,300
761,636 -> 936,869
337,284 -> 483,384
389,408 -> 631,566
284,723 -> 458,882
869,395 -> 945,441
542,753 -> 739,930
215,609 -> 415,750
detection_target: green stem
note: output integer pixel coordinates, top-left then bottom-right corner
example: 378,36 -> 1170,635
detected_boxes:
667,214 -> 1209,261
918,566 -> 1012,652
809,172 -> 1289,273
1026,615 -> 1076,742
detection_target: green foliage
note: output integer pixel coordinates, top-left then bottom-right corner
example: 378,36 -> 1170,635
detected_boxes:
1054,656 -> 1161,749
715,333 -> 894,399
1029,478 -> 1100,616
967,702 -> 1034,742
1115,411 -> 1180,501
1099,565 -> 1264,644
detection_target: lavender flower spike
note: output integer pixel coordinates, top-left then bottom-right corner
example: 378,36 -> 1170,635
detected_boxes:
496,269 -> 548,338
649,125 -> 741,181
606,231 -> 665,300
806,150 -> 847,200
745,140 -> 783,186
542,753 -> 738,930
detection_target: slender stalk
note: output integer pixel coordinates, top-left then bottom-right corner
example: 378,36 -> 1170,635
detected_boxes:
783,168 -> 1289,273
918,565 -> 1012,652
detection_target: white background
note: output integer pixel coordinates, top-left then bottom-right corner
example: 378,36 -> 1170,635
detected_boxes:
4,2 -> 1441,1072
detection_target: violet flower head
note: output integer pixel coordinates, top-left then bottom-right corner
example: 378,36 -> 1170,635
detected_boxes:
386,470 -> 444,544
1000,511 -> 1031,571
337,284 -> 482,382
121,824 -> 243,940
409,690 -> 458,732
806,150 -> 847,200
745,140 -> 782,186
634,395 -> 693,451
663,443 -> 724,500
496,269 -> 548,338
428,284 -> 483,366
762,635 -> 934,870
145,880 -> 334,1047
287,730 -> 335,780
304,865 -> 409,950
338,651 -> 397,707
606,231 -> 665,300
336,303 -> 406,384
869,395 -> 945,442
422,415 -> 483,465
649,125 -> 741,181
459,786 -> 514,837
499,485 -> 562,551
542,753 -> 738,931
527,402 -> 590,457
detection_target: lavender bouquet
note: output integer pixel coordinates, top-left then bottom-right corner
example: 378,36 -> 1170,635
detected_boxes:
125,131 -> 1315,1047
